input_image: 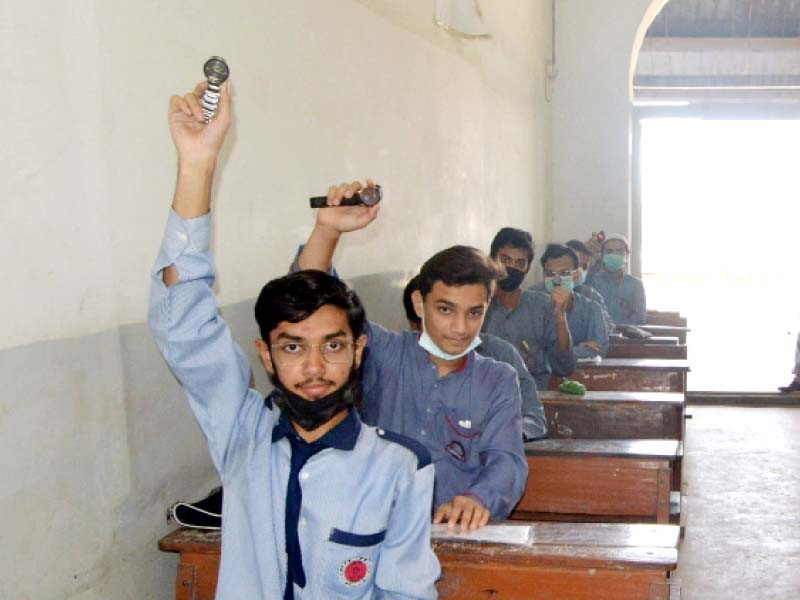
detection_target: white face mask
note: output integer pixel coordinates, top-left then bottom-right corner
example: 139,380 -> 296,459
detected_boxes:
417,313 -> 481,361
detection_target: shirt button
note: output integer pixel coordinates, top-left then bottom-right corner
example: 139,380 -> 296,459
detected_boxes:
300,471 -> 309,481
426,407 -> 432,413
420,429 -> 427,436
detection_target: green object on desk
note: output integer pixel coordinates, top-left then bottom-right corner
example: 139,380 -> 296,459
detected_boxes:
559,379 -> 586,396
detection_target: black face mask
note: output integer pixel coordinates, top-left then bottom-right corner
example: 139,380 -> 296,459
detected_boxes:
497,267 -> 526,292
271,368 -> 361,432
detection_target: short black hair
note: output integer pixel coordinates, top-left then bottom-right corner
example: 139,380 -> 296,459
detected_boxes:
490,227 -> 534,263
540,243 -> 579,270
418,245 -> 500,298
565,239 -> 593,257
254,270 -> 366,342
402,275 -> 422,326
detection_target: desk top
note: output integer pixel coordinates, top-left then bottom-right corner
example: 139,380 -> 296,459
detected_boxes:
539,391 -> 685,405
610,335 -> 679,346
525,438 -> 681,459
640,325 -> 691,334
159,522 -> 680,571
579,359 -> 690,371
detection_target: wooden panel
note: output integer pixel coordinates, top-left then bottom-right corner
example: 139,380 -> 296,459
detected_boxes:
175,563 -> 195,600
160,523 -> 680,600
554,360 -> 690,393
608,344 -> 688,360
646,310 -> 687,327
513,447 -> 674,522
540,391 -> 684,440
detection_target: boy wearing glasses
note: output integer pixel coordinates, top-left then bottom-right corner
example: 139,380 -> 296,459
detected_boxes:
482,228 -> 577,391
149,82 -> 439,599
539,244 -> 609,359
586,233 -> 647,325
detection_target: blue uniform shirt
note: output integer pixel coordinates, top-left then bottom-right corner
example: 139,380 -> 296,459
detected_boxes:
359,323 -> 528,519
566,293 -> 610,359
530,281 -> 613,335
586,269 -> 647,325
482,289 -> 577,391
149,210 -> 440,600
477,333 -> 547,439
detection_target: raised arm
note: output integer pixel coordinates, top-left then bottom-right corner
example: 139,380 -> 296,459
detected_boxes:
296,180 -> 380,272
149,82 -> 259,474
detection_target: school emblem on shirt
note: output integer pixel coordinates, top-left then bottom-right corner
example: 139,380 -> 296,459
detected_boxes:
339,556 -> 371,586
445,440 -> 466,462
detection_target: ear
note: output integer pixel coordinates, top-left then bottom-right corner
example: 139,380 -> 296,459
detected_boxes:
353,333 -> 368,368
411,290 -> 424,320
255,339 -> 275,376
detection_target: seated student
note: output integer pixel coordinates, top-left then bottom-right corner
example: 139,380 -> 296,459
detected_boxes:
403,275 -> 547,439
586,233 -> 647,325
539,244 -> 609,359
295,185 -> 528,530
565,239 -> 614,332
779,332 -> 800,393
149,83 -> 439,599
482,227 -> 577,391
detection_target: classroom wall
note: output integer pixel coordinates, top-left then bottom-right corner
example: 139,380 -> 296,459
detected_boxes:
550,0 -> 666,255
0,1 -> 553,598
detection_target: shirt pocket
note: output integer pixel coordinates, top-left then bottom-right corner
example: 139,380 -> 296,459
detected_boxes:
440,413 -> 482,465
321,528 -> 386,598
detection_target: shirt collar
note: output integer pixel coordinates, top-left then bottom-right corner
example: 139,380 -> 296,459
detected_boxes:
271,404 -> 362,451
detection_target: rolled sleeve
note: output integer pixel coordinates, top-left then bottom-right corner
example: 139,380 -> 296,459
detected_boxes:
148,209 -> 255,475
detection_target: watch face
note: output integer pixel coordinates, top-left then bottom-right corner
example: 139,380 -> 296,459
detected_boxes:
203,57 -> 229,84
360,186 -> 382,206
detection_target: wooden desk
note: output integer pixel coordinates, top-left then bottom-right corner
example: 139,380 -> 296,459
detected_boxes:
646,311 -> 687,328
540,390 -> 685,440
610,335 -> 679,346
607,343 -> 688,360
512,439 -> 678,523
159,523 -> 681,600
640,325 -> 690,344
553,359 -> 691,393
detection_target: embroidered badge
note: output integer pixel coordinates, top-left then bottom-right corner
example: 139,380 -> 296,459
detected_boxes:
445,440 -> 466,461
458,419 -> 472,429
339,556 -> 371,586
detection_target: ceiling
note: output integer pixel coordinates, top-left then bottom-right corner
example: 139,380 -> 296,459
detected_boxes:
634,0 -> 800,102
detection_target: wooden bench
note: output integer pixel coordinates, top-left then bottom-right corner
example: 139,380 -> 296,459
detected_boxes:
610,335 -> 679,345
552,359 -> 691,393
646,310 -> 687,328
511,439 -> 679,523
159,522 -> 682,600
640,325 -> 690,344
540,390 -> 685,440
607,343 -> 688,360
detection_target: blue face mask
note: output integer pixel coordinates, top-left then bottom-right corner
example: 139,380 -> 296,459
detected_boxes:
544,275 -> 575,294
417,314 -> 481,361
603,254 -> 625,272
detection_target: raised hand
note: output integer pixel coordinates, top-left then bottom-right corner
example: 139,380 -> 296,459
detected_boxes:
169,81 -> 232,168
314,179 -> 381,235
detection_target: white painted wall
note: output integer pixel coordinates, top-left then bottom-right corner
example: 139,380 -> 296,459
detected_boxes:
0,1 -> 552,598
550,0 -> 665,253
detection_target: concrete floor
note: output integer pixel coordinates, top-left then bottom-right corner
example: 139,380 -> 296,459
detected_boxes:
676,406 -> 800,599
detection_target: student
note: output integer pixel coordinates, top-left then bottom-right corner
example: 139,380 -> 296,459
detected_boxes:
295,193 -> 528,530
586,233 -> 647,325
565,239 -> 613,329
149,82 -> 439,599
403,275 -> 547,440
482,227 -> 577,391
779,332 -> 800,393
539,244 -> 609,359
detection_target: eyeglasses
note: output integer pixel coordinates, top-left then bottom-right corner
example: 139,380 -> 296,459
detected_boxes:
270,341 -> 355,366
